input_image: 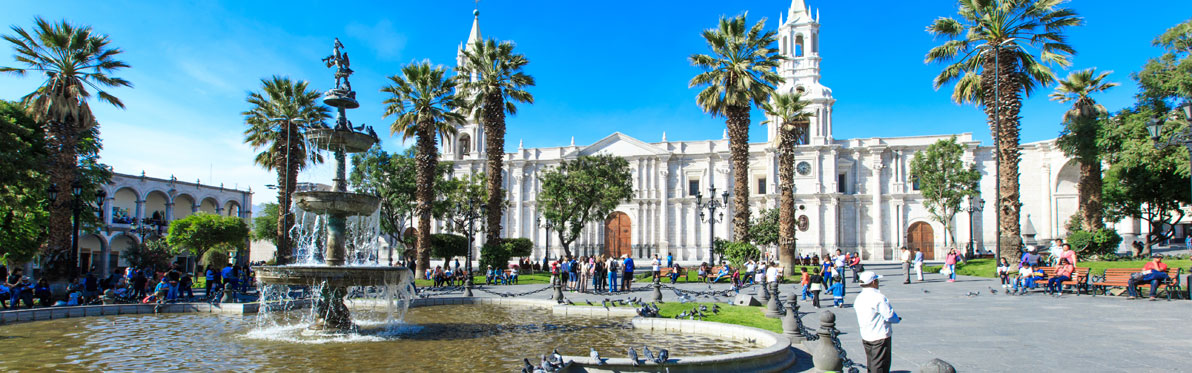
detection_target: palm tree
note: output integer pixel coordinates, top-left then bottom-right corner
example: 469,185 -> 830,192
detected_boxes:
1051,68 -> 1117,230
926,0 -> 1082,262
457,39 -> 535,247
382,61 -> 466,279
690,14 -> 783,242
243,77 -> 328,265
1,18 -> 130,277
762,91 -> 813,270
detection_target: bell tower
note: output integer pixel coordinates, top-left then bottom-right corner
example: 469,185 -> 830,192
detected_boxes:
445,9 -> 485,161
767,0 -> 835,146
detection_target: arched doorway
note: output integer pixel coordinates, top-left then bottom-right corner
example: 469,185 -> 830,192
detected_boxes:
604,212 -> 631,258
907,222 -> 935,260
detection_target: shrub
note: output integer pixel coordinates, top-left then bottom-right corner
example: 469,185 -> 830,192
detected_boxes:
720,241 -> 760,269
503,237 -> 534,258
429,233 -> 469,260
1066,228 -> 1122,258
479,242 -> 512,271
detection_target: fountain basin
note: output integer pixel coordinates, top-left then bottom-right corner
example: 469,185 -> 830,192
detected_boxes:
255,265 -> 412,287
306,127 -> 375,153
293,191 -> 380,216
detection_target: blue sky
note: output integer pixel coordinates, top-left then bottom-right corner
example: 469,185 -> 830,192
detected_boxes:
3,0 -> 1190,200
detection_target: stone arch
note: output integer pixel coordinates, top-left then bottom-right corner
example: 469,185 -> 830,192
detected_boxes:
109,234 -> 139,269
459,133 -> 472,156
224,200 -> 242,217
111,187 -> 139,224
795,34 -> 805,57
173,194 -> 196,220
199,197 -> 219,214
79,233 -> 108,272
145,190 -> 170,223
1054,160 -> 1081,235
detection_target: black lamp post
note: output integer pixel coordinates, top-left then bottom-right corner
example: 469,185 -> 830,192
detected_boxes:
52,182 -> 105,278
1147,103 -> 1192,210
963,195 -> 985,257
537,216 -> 554,262
696,186 -> 730,264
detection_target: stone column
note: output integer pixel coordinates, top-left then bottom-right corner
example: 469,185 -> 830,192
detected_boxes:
825,198 -> 838,256
659,164 -> 670,254
869,151 -> 885,260
134,199 -> 145,223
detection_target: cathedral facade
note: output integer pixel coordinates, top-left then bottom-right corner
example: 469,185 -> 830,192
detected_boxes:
431,1 -> 1139,263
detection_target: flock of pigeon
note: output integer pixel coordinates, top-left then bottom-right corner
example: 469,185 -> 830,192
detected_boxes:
673,304 -> 720,320
520,346 -> 671,372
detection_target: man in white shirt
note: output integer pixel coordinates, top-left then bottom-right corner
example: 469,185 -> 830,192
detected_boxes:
765,262 -> 779,285
1048,238 -> 1064,266
854,271 -> 900,373
651,255 -> 661,282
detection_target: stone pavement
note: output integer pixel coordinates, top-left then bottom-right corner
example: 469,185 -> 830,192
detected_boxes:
434,264 -> 1192,372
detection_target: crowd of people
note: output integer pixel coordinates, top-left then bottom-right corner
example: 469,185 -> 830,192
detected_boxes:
546,254 -> 637,293
0,262 -> 255,309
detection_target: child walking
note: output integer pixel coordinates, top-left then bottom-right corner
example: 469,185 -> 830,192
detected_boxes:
799,267 -> 811,300
809,267 -> 823,308
830,280 -> 845,308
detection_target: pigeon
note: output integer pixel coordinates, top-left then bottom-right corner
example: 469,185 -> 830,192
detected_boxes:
988,287 -> 998,295
922,289 -> 930,294
628,347 -> 641,366
699,305 -> 708,312
522,358 -> 536,373
565,299 -> 574,305
540,355 -> 551,371
602,299 -> 610,310
655,349 -> 669,364
965,291 -> 979,297
586,300 -> 593,306
644,346 -> 655,362
590,348 -> 604,365
711,304 -> 721,314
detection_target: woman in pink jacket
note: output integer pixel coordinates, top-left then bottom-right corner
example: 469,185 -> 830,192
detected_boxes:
944,249 -> 959,282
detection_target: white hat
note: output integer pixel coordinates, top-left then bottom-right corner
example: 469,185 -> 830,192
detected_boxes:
859,271 -> 882,285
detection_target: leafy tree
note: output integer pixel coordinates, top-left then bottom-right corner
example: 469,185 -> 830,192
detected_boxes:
690,14 -> 783,241
1100,107 -> 1190,255
350,146 -> 454,259
457,39 -> 536,247
537,155 -> 633,257
1135,19 -> 1192,104
719,240 -> 760,269
762,91 -> 812,270
2,18 -> 131,277
382,61 -> 466,279
909,137 -> 981,248
121,239 -> 173,270
165,213 -> 250,265
429,233 -> 468,263
747,208 -> 780,249
926,0 -> 1082,262
242,77 -> 328,265
0,100 -> 47,265
251,203 -> 279,244
1065,225 -> 1122,258
440,172 -> 492,233
1051,68 -> 1117,230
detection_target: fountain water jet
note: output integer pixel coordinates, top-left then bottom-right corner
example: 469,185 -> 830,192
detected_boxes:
255,38 -> 411,331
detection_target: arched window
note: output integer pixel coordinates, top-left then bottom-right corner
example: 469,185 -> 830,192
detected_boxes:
811,33 -> 818,54
459,134 -> 472,156
781,36 -> 787,55
795,35 -> 805,57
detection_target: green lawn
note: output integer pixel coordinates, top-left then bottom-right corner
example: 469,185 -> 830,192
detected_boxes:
926,258 -> 1192,278
655,302 -> 782,333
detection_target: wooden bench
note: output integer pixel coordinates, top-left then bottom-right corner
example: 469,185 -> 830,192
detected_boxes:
658,267 -> 690,282
1027,266 -> 1090,295
1091,268 -> 1183,300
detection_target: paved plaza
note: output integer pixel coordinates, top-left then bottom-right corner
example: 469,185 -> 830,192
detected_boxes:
451,263 -> 1191,372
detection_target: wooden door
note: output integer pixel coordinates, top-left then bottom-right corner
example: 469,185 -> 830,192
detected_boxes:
604,212 -> 631,258
907,222 -> 935,260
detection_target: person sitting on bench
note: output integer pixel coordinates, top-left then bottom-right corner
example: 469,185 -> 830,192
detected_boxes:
1044,258 -> 1074,295
1127,255 -> 1170,301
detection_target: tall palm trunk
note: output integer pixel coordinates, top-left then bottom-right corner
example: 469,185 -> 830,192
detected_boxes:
46,119 -> 79,277
274,123 -> 299,265
727,105 -> 752,243
414,122 -> 438,279
983,48 -> 1023,262
483,92 -> 506,246
1079,161 -> 1103,230
777,124 -> 796,270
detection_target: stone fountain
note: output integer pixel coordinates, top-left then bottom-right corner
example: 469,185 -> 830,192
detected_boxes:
255,38 -> 412,331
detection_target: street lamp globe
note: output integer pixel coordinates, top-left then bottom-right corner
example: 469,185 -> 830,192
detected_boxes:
71,181 -> 82,197
95,189 -> 107,207
1146,117 -> 1164,140
48,184 -> 59,201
